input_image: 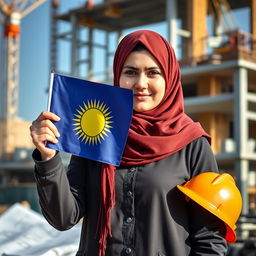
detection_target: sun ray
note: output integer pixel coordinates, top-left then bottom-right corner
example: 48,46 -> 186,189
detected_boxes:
83,102 -> 88,110
87,100 -> 91,109
79,105 -> 85,112
85,135 -> 90,144
76,110 -> 83,116
96,100 -> 100,109
74,114 -> 81,118
78,132 -> 84,139
102,107 -> 109,114
105,112 -> 111,117
97,136 -> 101,144
102,130 -> 108,137
99,133 -> 105,140
75,130 -> 83,135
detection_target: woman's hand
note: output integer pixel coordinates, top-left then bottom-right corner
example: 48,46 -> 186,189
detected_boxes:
30,111 -> 60,161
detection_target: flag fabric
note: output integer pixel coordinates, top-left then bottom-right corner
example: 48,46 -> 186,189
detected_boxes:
46,73 -> 133,166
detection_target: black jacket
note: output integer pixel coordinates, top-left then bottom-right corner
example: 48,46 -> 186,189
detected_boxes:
33,137 -> 228,256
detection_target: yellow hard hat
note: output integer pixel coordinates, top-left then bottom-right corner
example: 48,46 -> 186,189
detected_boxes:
177,172 -> 242,243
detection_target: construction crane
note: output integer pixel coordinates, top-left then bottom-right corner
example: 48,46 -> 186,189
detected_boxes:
209,0 -> 237,34
207,0 -> 239,51
0,0 -> 46,120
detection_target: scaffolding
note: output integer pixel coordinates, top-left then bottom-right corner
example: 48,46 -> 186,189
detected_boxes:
51,0 -> 195,82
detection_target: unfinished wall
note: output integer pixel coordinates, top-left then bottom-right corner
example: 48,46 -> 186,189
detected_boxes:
197,75 -> 230,153
0,119 -> 34,159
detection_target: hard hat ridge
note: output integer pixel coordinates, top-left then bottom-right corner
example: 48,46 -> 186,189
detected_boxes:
211,173 -> 235,185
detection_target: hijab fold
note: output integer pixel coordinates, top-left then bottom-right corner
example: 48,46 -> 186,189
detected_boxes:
97,30 -> 210,256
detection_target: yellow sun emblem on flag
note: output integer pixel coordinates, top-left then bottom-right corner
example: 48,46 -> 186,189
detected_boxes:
73,99 -> 113,145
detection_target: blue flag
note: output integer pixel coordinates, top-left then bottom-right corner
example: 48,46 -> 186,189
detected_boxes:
46,73 -> 133,166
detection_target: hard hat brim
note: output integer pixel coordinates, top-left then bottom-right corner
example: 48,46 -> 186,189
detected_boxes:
177,185 -> 237,243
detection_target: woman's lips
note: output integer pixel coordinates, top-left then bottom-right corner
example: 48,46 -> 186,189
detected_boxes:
134,94 -> 151,101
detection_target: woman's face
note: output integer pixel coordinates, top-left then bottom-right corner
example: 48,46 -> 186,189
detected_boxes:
119,50 -> 166,112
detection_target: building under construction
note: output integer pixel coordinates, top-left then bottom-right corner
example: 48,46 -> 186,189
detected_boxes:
0,0 -> 256,244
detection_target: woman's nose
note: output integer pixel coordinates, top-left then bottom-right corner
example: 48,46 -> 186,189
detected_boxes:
135,73 -> 148,89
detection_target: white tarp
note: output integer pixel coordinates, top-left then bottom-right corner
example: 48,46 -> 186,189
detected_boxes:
0,203 -> 81,256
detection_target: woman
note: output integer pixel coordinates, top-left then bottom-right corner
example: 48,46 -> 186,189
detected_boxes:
30,30 -> 228,256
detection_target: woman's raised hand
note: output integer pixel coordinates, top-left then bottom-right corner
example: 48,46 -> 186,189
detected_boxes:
30,111 -> 60,160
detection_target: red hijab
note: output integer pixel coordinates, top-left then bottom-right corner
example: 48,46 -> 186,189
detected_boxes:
97,30 -> 210,256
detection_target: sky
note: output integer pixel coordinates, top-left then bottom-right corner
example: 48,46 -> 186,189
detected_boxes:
0,0 -> 250,122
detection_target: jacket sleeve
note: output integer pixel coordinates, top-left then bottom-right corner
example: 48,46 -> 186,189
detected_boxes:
33,149 -> 88,231
187,137 -> 228,255
189,201 -> 228,256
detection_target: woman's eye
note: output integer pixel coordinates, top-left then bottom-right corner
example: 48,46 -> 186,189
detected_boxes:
125,70 -> 136,75
148,70 -> 160,76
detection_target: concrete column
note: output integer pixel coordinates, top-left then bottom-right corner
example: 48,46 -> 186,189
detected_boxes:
71,14 -> 79,76
235,159 -> 249,215
166,0 -> 177,53
105,32 -> 110,82
233,68 -> 248,156
233,67 -> 249,215
87,28 -> 93,79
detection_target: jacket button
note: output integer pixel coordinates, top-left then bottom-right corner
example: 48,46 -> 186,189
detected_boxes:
125,217 -> 133,223
127,190 -> 133,197
125,247 -> 132,254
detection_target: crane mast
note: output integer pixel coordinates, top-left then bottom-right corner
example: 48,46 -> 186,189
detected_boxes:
0,0 -> 46,120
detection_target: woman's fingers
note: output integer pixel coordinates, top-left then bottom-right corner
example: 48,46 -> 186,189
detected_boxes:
31,132 -> 59,146
33,126 -> 56,139
30,111 -> 61,160
36,111 -> 60,122
32,119 -> 60,138
35,140 -> 56,156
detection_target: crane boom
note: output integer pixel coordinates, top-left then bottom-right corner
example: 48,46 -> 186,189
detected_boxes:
20,0 -> 46,18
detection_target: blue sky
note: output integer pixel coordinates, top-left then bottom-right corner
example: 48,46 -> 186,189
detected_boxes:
0,1 -> 250,121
